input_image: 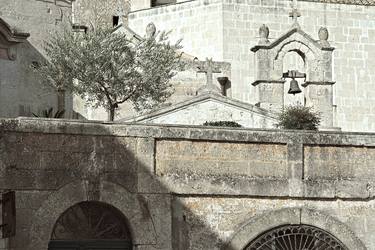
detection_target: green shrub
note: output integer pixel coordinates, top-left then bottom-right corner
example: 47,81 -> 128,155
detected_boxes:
203,121 -> 242,128
276,105 -> 321,130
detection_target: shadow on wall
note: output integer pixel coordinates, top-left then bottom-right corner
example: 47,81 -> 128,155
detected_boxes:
0,121 -> 227,249
0,119 -> 366,249
0,40 -> 85,119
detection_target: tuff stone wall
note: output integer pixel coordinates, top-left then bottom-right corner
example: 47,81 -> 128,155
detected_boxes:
0,118 -> 374,249
128,0 -> 375,132
0,0 -> 73,118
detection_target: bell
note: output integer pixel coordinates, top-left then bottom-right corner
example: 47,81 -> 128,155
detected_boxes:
288,78 -> 302,95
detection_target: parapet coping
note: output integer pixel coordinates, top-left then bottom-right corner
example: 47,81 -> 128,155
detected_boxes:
1,118 -> 375,147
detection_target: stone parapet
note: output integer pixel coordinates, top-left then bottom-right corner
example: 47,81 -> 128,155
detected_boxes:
1,118 -> 375,249
1,118 -> 375,200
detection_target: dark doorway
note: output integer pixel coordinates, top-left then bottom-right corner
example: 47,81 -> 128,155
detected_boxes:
113,16 -> 120,27
48,240 -> 132,250
48,201 -> 132,250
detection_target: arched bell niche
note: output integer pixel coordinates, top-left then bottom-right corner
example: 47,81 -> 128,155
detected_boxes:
251,21 -> 337,129
48,201 -> 133,250
282,50 -> 306,106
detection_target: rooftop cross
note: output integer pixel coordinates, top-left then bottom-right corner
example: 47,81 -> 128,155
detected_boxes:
116,0 -> 129,26
289,0 -> 301,26
289,8 -> 301,24
196,58 -> 222,94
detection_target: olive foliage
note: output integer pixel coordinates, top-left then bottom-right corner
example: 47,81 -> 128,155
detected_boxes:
37,26 -> 183,120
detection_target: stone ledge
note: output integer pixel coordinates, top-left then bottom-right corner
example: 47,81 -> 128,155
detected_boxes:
1,118 -> 375,146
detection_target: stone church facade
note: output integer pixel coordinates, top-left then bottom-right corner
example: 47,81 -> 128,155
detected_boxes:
128,0 -> 375,132
1,0 -> 375,131
1,1 -> 375,250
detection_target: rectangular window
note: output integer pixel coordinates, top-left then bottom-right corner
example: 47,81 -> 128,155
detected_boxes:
151,0 -> 176,7
113,16 -> 119,27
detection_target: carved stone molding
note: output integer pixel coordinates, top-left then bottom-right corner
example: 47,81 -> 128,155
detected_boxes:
0,18 -> 29,60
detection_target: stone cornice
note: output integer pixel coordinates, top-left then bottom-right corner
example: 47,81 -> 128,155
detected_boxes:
251,27 -> 334,53
302,81 -> 336,87
1,118 -> 375,145
0,18 -> 29,47
251,80 -> 286,86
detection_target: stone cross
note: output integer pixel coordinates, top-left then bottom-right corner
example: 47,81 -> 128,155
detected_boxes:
197,58 -> 222,89
289,8 -> 301,23
116,0 -> 128,26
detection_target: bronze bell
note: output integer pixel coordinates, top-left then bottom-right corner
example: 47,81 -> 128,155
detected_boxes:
288,78 -> 302,95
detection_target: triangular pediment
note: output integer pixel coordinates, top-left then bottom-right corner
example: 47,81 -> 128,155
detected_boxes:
251,27 -> 334,52
120,93 -> 277,128
113,24 -> 143,44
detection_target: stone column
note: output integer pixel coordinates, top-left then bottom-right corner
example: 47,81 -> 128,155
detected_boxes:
251,48 -> 285,113
303,29 -> 337,130
303,82 -> 335,129
251,25 -> 285,113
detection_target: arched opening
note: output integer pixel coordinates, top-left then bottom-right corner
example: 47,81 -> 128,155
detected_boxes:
244,224 -> 348,250
48,201 -> 133,250
282,50 -> 306,107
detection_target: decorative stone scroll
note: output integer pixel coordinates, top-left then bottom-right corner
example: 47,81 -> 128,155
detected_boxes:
251,16 -> 336,129
0,18 -> 29,60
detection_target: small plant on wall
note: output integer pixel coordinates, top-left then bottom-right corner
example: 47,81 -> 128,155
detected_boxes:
276,105 -> 321,130
203,121 -> 242,128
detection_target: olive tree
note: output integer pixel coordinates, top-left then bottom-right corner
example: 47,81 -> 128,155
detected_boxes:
37,26 -> 183,121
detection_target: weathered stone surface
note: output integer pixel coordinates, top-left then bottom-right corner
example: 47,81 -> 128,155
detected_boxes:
0,0 -> 73,119
128,0 -> 375,132
155,139 -> 288,194
1,118 -> 374,249
305,145 -> 375,180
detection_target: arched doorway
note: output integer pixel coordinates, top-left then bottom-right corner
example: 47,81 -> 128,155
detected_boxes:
48,201 -> 132,250
244,224 -> 348,250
